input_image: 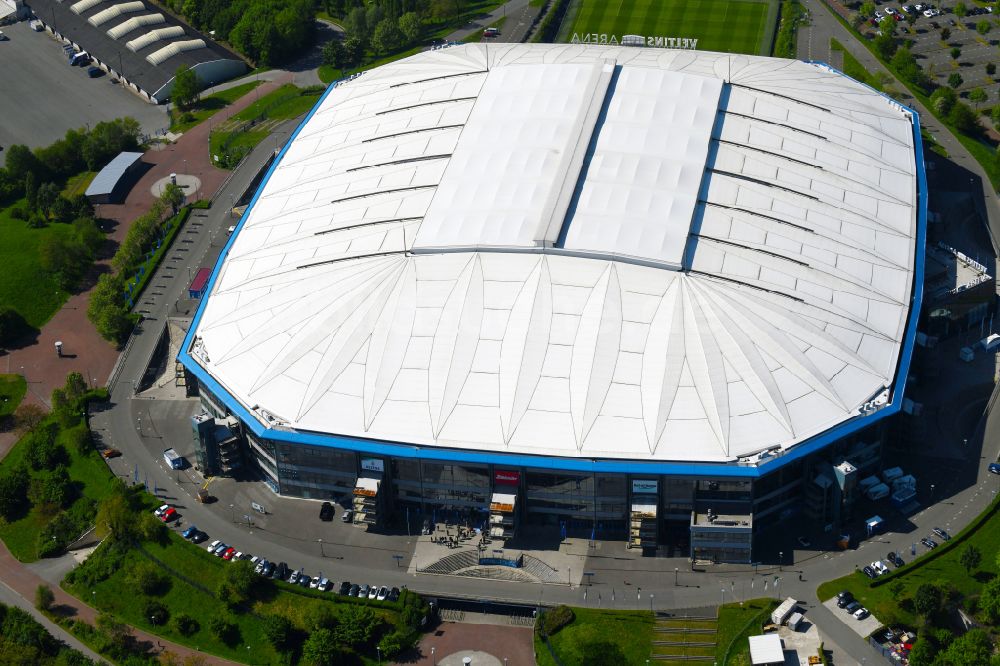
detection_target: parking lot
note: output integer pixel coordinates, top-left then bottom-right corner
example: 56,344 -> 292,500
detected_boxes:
0,20 -> 166,164
822,596 -> 884,638
864,3 -> 999,102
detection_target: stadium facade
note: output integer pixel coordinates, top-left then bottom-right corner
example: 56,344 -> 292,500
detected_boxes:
179,44 -> 926,562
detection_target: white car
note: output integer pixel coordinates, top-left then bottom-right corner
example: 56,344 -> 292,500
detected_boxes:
288,571 -> 300,585
154,504 -> 170,517
854,607 -> 870,620
871,560 -> 889,576
367,584 -> 379,600
875,9 -> 885,18
206,539 -> 221,553
232,551 -> 244,561
923,8 -> 938,16
376,586 -> 390,601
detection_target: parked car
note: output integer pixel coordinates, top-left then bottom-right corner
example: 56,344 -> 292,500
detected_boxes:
160,507 -> 178,522
154,504 -> 170,517
377,586 -> 390,601
342,510 -> 353,523
231,551 -> 244,561
368,584 -> 379,600
263,561 -> 275,578
921,537 -> 938,549
483,27 -> 500,37
319,501 -> 334,521
221,547 -> 236,560
871,560 -> 888,576
275,563 -> 289,580
86,66 -> 101,78
212,542 -> 228,556
989,462 -> 1000,474
887,552 -> 904,567
932,527 -> 950,541
389,587 -> 400,602
298,575 -> 311,588
854,607 -> 870,620
845,601 -> 862,613
358,584 -> 370,598
102,448 -> 121,459
339,581 -> 352,595
349,584 -> 360,597
288,570 -> 300,585
861,566 -> 877,579
189,530 -> 206,543
255,559 -> 268,574
837,591 -> 854,608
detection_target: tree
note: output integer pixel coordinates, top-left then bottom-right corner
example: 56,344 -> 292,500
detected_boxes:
987,62 -> 996,77
908,634 -> 937,666
36,182 -> 59,218
979,575 -> 1000,623
874,18 -> 898,59
948,72 -> 964,88
954,2 -> 967,17
345,6 -> 368,44
173,614 -> 199,636
371,17 -> 404,55
931,85 -> 957,115
977,19 -> 992,35
34,584 -> 54,611
208,616 -> 240,646
39,235 -> 88,290
342,36 -> 363,68
127,561 -> 171,595
948,101 -> 980,134
321,39 -> 346,69
95,488 -> 136,541
262,614 -> 295,652
398,11 -> 421,44
334,605 -> 381,647
14,403 -> 47,434
28,467 -> 72,508
217,560 -> 261,608
161,182 -> 185,214
913,583 -> 941,619
940,27 -> 950,41
860,0 -> 875,16
935,628 -> 993,666
304,603 -> 338,631
905,9 -> 917,27
301,628 -> 341,665
968,88 -> 988,109
24,171 -> 38,211
172,65 -> 201,110
0,472 -> 29,520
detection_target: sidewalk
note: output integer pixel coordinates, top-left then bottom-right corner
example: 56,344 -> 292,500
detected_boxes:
0,539 -> 240,665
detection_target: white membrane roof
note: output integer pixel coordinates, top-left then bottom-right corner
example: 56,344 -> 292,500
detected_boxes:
188,44 -> 919,464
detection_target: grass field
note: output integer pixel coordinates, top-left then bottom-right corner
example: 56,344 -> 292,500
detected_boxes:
169,81 -> 263,134
716,599 -> 778,666
816,497 -> 1000,628
565,0 -> 771,56
0,375 -> 26,420
535,607 -> 653,665
0,200 -> 78,329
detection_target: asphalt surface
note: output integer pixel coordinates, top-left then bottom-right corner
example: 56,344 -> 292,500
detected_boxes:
0,20 -> 167,164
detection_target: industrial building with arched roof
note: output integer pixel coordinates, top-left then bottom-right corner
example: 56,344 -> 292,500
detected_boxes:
178,44 -> 926,562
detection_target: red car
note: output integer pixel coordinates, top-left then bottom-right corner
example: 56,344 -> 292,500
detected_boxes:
221,547 -> 237,560
160,507 -> 178,522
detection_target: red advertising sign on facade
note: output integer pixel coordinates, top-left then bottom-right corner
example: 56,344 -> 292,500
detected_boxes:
494,470 -> 520,485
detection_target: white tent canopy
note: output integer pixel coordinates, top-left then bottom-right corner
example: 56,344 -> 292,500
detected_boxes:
188,44 -> 920,465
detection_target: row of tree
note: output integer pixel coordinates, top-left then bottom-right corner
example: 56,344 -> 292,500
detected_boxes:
0,601 -> 95,666
157,0 -> 315,65
87,184 -> 185,343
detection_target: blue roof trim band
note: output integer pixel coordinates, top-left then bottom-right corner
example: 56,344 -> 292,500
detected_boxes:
179,65 -> 926,480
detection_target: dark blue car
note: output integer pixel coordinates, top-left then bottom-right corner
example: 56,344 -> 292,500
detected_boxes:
989,462 -> 1000,475
182,525 -> 199,539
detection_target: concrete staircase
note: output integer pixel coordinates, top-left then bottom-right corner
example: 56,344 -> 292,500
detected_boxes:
649,613 -> 717,664
417,549 -> 565,584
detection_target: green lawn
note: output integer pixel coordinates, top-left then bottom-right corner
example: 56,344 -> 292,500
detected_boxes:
566,0 -> 772,56
0,374 -> 26,420
0,200 -> 78,329
210,84 -> 325,168
535,607 -> 654,666
0,393 -> 116,562
65,528 -> 419,665
61,172 -> 97,199
716,599 -> 778,666
169,81 -> 263,133
816,497 -> 1000,628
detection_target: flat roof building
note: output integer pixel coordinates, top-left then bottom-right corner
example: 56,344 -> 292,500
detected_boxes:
179,44 -> 926,560
85,151 -> 143,203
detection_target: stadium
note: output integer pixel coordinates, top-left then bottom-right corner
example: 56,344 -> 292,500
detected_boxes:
179,43 -> 926,562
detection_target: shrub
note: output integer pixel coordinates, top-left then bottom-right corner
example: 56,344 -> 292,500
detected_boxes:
127,561 -> 171,596
208,615 -> 240,646
35,584 -> 55,611
173,613 -> 199,636
540,605 -> 574,637
144,599 -> 169,626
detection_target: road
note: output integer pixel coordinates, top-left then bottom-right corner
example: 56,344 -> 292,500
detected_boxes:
445,0 -> 541,44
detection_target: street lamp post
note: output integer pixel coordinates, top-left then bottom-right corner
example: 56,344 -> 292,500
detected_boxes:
674,567 -> 679,587
779,551 -> 783,572
229,503 -> 235,523
377,646 -> 381,664
431,646 -> 436,666
318,538 -> 324,557
649,593 -> 654,611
